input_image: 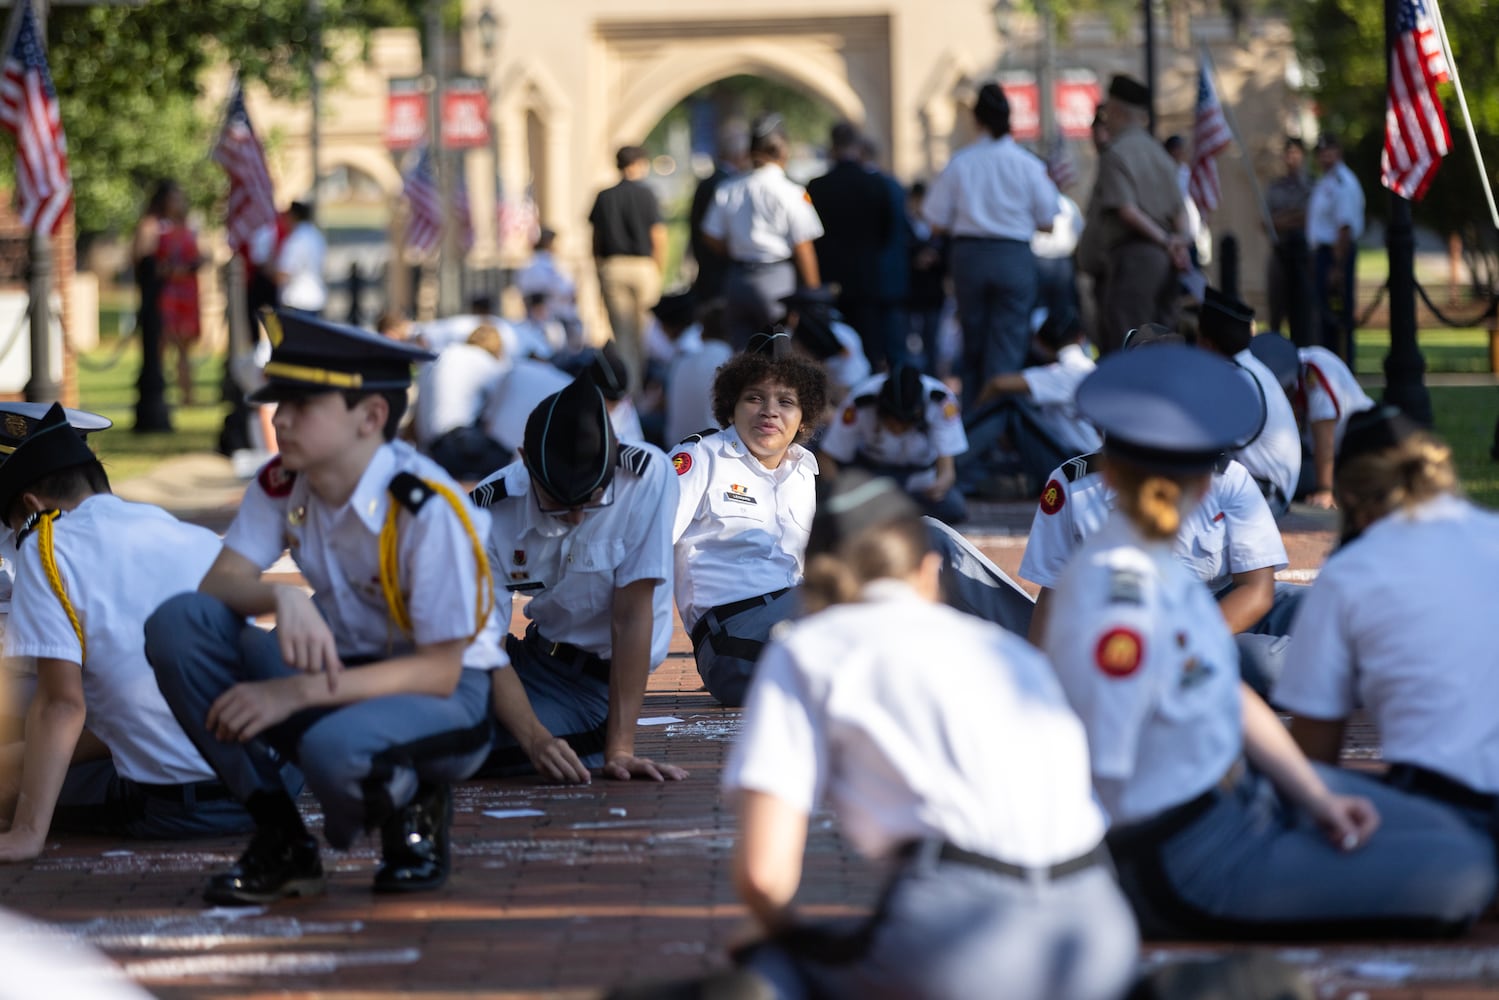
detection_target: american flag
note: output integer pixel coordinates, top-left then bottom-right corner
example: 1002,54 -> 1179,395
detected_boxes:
403,145 -> 473,254
1381,0 -> 1451,200
1187,55 -> 1233,215
0,0 -> 71,235
212,80 -> 277,259
1046,135 -> 1078,192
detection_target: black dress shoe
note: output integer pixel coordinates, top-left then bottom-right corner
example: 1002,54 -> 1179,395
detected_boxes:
373,782 -> 452,894
204,827 -> 325,905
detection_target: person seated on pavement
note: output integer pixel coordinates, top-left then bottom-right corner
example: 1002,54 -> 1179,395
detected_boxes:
415,323 -> 511,482
661,293 -> 734,450
670,333 -> 827,707
1043,344 -> 1495,940
481,353 -> 573,462
0,404 -> 272,862
469,376 -> 688,785
957,307 -> 1101,499
724,471 -> 1139,1000
1193,288 -> 1301,519
146,310 -> 504,904
1249,330 -> 1374,512
584,340 -> 646,444
817,364 -> 968,525
778,287 -> 871,408
1277,409 -> 1499,851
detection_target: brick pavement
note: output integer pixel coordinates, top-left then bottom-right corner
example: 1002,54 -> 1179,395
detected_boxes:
2,494 -> 1497,998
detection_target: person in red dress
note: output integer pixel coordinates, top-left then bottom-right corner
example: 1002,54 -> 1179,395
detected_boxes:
152,181 -> 204,405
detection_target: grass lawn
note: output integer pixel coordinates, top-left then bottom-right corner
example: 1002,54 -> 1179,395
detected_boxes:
1353,327 -> 1492,375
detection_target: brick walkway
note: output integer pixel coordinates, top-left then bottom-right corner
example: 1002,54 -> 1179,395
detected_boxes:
2,496 -> 1497,998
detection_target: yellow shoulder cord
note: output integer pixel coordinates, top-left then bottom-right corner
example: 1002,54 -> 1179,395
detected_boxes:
378,479 -> 494,642
36,511 -> 85,661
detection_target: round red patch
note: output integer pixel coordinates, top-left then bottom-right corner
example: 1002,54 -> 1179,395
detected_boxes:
671,452 -> 692,476
1039,478 -> 1065,515
257,456 -> 296,498
1095,627 -> 1145,678
841,405 -> 858,425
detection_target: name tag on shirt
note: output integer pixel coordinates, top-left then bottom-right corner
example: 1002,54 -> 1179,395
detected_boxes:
723,484 -> 758,506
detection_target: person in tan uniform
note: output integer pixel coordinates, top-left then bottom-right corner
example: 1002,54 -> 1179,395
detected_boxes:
1089,76 -> 1190,353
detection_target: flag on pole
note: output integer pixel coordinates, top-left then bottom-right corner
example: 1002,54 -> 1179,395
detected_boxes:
403,146 -> 473,255
0,0 -> 71,235
212,80 -> 277,261
1187,55 -> 1233,214
1381,0 -> 1451,200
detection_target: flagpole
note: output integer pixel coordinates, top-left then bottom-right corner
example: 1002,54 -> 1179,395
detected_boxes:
22,0 -> 60,404
1200,42 -> 1278,248
1383,0 -> 1431,424
1425,0 -> 1499,231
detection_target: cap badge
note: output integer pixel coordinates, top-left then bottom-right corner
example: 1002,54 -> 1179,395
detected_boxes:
3,414 -> 28,438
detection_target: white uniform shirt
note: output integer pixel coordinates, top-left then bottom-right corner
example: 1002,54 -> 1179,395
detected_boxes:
1275,495 -> 1499,793
1031,194 -> 1083,259
413,342 -> 506,447
276,222 -> 327,313
509,318 -> 563,360
1019,455 -> 1286,596
701,164 -> 824,263
609,398 -> 646,444
1019,343 -> 1103,456
824,319 -> 873,402
670,427 -> 818,630
726,580 -> 1106,864
515,250 -> 578,322
5,495 -> 222,785
480,359 -> 573,454
1297,346 -> 1374,449
1306,161 -> 1366,247
922,135 -> 1059,241
474,449 -> 677,666
1044,513 -> 1243,825
413,313 -> 525,358
1231,350 -> 1302,505
819,373 -> 967,490
225,443 -> 506,670
665,330 -> 733,447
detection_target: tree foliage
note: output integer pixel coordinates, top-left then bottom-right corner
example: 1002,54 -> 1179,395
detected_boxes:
6,0 -> 421,237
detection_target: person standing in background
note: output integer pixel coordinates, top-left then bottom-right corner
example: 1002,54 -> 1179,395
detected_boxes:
1266,138 -> 1314,346
1307,134 -> 1365,362
590,146 -> 667,397
688,127 -> 748,305
276,200 -> 327,318
863,136 -> 915,369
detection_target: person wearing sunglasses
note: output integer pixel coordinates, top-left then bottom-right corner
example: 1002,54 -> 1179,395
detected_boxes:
469,376 -> 688,785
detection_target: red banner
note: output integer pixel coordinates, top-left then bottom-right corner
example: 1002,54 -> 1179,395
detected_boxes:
1000,75 -> 1041,141
385,77 -> 427,151
996,72 -> 1101,142
442,77 -> 490,150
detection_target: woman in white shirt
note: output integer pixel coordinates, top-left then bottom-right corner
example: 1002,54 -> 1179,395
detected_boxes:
725,471 -> 1138,1000
670,338 -> 827,705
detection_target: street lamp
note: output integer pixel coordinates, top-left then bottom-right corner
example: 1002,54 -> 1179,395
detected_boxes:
478,6 -> 498,56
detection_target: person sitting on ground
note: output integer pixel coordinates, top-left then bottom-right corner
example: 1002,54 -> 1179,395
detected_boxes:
146,311 -> 506,904
584,341 -> 646,444
778,287 -> 870,408
1044,344 -> 1494,940
818,364 -> 968,525
470,376 -> 688,785
725,471 -> 1139,1000
0,404 -> 268,862
1249,330 -> 1374,511
509,292 -> 568,363
660,293 -> 733,449
957,308 -> 1102,499
480,352 -> 573,461
415,324 -> 511,482
670,334 -> 828,706
1277,409 -> 1499,852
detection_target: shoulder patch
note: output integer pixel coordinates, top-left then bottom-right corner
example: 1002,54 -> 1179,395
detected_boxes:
388,472 -> 434,514
677,427 -> 720,446
1095,627 -> 1144,678
257,456 -> 297,498
469,477 -> 510,508
1107,568 -> 1145,606
618,444 -> 652,477
1039,478 -> 1066,515
1062,452 -> 1102,483
940,398 -> 960,421
671,451 -> 693,476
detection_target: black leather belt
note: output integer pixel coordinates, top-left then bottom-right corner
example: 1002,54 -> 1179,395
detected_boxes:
897,839 -> 1108,882
523,624 -> 611,685
689,588 -> 792,650
729,258 -> 791,270
1106,759 -> 1246,854
136,779 -> 235,804
1385,763 -> 1498,813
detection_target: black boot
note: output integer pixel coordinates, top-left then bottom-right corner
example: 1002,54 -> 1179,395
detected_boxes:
205,825 -> 325,905
373,782 -> 452,894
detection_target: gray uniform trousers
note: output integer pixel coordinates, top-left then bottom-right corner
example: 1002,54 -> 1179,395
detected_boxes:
476,625 -> 612,777
924,517 -> 1035,638
145,592 -> 493,849
1108,764 -> 1497,939
724,261 -> 797,351
741,852 -> 1139,1000
691,588 -> 800,707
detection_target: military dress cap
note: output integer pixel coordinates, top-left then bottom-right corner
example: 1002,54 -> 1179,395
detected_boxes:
522,376 -> 617,507
1107,74 -> 1152,108
0,402 -> 106,517
1248,332 -> 1301,389
584,341 -> 630,401
779,288 -> 843,360
1122,321 -> 1186,350
249,309 -> 436,403
745,326 -> 794,359
1197,287 -> 1255,354
805,469 -> 920,560
1076,344 -> 1262,473
0,401 -> 111,457
1335,404 -> 1422,472
650,291 -> 696,327
876,364 -> 926,426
